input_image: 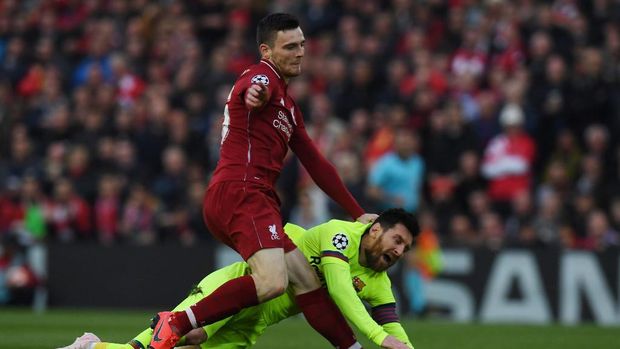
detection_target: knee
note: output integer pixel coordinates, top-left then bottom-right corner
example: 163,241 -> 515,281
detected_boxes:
253,271 -> 288,301
184,329 -> 208,345
267,275 -> 288,298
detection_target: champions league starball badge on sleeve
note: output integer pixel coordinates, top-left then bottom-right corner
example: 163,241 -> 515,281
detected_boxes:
251,74 -> 270,85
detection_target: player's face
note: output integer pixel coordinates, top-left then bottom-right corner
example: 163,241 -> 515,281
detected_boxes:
269,27 -> 305,79
366,223 -> 413,272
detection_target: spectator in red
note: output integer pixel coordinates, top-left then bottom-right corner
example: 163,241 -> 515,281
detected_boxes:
44,178 -> 91,242
364,104 -> 408,169
64,144 -> 97,203
119,184 -> 157,245
0,233 -> 38,305
481,104 -> 536,216
450,27 -> 487,79
578,209 -> 619,251
94,175 -> 121,245
0,177 -> 23,235
490,23 -> 525,74
110,53 -> 145,107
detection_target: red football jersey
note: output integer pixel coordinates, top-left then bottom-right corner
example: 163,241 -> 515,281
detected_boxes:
211,59 -> 305,186
210,59 -> 364,219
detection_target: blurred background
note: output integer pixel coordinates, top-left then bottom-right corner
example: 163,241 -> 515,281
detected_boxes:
0,0 -> 619,334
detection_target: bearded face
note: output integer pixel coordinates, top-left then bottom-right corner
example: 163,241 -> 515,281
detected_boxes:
363,223 -> 413,272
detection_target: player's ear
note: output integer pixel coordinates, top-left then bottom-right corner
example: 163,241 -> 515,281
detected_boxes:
259,43 -> 272,60
369,223 -> 381,239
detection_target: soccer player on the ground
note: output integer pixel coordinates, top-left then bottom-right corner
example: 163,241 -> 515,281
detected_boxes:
60,209 -> 418,349
149,12 -> 377,349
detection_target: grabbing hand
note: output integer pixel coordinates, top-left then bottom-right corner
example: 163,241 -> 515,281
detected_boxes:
381,335 -> 410,349
356,213 -> 378,224
245,83 -> 269,110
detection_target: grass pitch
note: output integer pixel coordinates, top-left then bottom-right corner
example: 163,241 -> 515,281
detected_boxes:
0,308 -> 616,349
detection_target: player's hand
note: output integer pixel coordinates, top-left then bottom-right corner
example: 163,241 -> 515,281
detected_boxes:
356,213 -> 378,224
245,83 -> 269,110
381,335 -> 410,349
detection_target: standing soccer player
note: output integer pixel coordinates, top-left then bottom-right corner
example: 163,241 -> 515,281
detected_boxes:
149,13 -> 376,349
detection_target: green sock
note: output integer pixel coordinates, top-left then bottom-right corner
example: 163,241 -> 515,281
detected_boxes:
128,328 -> 156,349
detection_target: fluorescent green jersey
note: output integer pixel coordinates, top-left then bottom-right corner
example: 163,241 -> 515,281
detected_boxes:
189,219 -> 413,348
188,263 -> 300,349
286,220 -> 413,348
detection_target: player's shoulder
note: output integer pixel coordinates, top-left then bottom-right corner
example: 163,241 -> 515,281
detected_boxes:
318,219 -> 359,234
320,220 -> 367,252
239,60 -> 281,89
323,219 -> 365,230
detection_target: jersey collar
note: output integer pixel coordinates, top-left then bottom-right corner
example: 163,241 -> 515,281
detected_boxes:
260,59 -> 285,84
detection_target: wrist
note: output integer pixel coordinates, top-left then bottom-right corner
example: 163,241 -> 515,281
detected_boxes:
374,331 -> 390,346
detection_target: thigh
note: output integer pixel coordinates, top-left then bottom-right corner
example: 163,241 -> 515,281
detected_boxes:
284,248 -> 321,294
246,248 -> 286,279
207,182 -> 296,261
202,182 -> 240,247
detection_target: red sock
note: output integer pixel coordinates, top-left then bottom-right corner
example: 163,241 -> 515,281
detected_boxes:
296,287 -> 358,348
172,275 -> 258,334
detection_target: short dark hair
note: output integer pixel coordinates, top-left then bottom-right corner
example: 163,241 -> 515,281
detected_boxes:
256,13 -> 300,46
371,208 -> 420,240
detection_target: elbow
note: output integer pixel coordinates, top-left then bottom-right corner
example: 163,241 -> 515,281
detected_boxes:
326,285 -> 344,304
327,286 -> 339,299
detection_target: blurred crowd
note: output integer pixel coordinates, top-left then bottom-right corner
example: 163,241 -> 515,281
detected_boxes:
0,0 -> 619,254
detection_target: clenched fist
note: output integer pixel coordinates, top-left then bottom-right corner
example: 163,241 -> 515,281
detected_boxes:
245,83 -> 270,110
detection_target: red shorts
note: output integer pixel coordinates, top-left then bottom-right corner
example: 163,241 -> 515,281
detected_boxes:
203,181 -> 297,260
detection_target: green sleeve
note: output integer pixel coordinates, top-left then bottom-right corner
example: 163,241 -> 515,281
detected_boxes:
365,275 -> 413,348
382,322 -> 414,349
365,274 -> 396,306
283,222 -> 306,241
323,262 -> 390,346
316,220 -> 366,263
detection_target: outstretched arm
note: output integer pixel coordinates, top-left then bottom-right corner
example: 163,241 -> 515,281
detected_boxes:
322,261 -> 393,346
290,130 -> 365,220
372,304 -> 414,349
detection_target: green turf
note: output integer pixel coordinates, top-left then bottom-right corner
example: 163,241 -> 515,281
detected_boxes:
0,308 -> 617,349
